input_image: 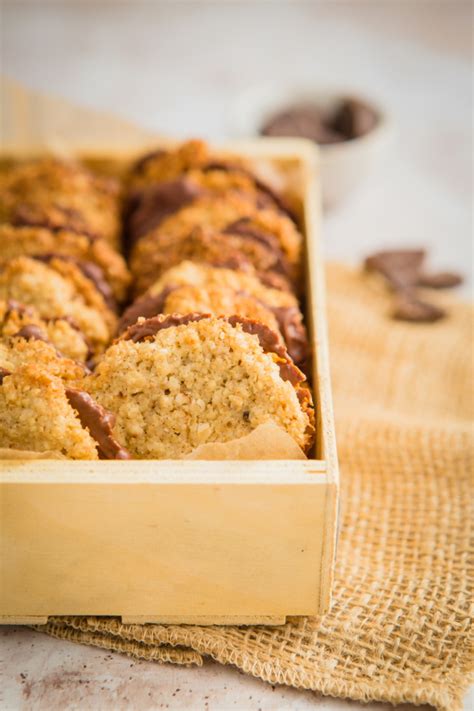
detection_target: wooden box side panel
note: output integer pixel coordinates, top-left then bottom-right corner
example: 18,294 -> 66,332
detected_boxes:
0,480 -> 335,618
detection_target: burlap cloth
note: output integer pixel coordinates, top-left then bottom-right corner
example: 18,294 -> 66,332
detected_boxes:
34,263 -> 473,710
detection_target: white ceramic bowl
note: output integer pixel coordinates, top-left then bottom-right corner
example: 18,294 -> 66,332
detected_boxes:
229,86 -> 391,209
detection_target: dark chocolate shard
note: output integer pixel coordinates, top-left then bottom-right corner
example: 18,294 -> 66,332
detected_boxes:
392,292 -> 445,323
127,179 -> 202,244
418,272 -> 463,289
365,249 -> 426,291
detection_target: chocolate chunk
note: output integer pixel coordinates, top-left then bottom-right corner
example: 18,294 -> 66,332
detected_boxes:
392,292 -> 445,323
261,105 -> 344,145
13,325 -> 49,343
365,249 -> 463,323
127,179 -> 202,244
65,388 -> 131,459
261,98 -> 378,144
332,98 -> 378,139
418,272 -> 463,289
118,287 -> 177,333
365,250 -> 426,291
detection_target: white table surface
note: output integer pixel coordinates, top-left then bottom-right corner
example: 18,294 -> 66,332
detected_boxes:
1,2 -> 472,709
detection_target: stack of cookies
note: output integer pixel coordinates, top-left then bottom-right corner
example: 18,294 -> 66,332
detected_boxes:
0,157 -> 131,459
0,141 -> 315,459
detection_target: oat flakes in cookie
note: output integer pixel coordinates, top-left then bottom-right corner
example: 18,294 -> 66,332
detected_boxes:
88,315 -> 314,459
120,261 -> 309,367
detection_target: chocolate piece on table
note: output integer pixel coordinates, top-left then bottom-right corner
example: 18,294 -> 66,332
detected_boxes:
392,292 -> 446,323
363,249 -> 461,323
418,272 -> 463,289
364,249 -> 426,291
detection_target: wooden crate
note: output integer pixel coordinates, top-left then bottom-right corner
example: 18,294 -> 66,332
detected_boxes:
0,138 -> 339,626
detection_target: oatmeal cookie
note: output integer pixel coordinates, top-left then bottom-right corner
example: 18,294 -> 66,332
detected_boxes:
0,299 -> 91,363
0,337 -> 86,382
128,140 -> 211,186
0,157 -> 122,247
88,314 -> 314,459
128,139 -> 296,220
0,224 -> 131,302
130,225 -> 293,296
0,257 -> 113,352
120,261 -> 309,367
130,193 -> 302,290
0,363 -> 130,459
127,171 -> 296,245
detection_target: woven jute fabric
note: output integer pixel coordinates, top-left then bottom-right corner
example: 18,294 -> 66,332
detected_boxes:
35,263 -> 474,711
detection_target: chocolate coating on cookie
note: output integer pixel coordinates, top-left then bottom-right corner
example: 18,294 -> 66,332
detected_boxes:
203,162 -> 297,223
65,388 -> 131,460
227,316 -> 305,387
122,313 -> 305,388
127,179 -> 203,244
122,313 -> 209,343
223,219 -> 292,278
271,305 -> 309,367
11,203 -> 99,241
32,254 -> 117,312
118,287 -> 177,333
13,324 -> 49,343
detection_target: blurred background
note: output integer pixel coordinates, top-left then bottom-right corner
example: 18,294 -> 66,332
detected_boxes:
1,0 -> 472,290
